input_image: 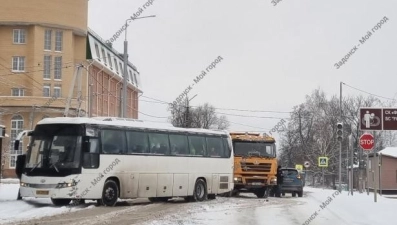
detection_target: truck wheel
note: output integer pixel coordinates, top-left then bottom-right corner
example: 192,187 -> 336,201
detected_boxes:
298,191 -> 303,197
254,188 -> 268,198
51,198 -> 71,206
98,180 -> 119,206
292,192 -> 297,197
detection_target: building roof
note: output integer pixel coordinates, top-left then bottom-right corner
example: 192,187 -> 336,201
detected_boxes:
87,28 -> 142,92
369,147 -> 397,158
379,147 -> 397,158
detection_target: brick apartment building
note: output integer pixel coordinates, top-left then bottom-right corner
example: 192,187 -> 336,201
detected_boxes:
0,0 -> 142,178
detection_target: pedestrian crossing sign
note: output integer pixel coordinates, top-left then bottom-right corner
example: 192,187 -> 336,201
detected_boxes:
318,157 -> 328,167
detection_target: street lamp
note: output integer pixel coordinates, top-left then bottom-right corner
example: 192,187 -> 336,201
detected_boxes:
121,15 -> 156,118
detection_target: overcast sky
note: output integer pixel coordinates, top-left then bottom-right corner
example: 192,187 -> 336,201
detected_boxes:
88,0 -> 397,141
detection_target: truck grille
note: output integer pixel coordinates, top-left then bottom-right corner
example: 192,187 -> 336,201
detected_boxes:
240,162 -> 272,172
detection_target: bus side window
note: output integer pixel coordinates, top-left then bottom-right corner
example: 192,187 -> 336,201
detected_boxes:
222,137 -> 231,158
206,137 -> 223,157
188,136 -> 206,156
101,129 -> 125,154
169,134 -> 188,155
148,132 -> 170,155
126,131 -> 149,154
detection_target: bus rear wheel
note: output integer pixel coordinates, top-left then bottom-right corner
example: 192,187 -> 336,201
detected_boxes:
98,180 -> 119,206
51,198 -> 71,206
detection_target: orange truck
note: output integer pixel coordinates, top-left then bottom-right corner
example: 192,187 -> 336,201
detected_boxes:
229,132 -> 277,198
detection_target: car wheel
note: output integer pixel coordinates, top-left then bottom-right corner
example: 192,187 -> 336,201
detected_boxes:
292,192 -> 297,197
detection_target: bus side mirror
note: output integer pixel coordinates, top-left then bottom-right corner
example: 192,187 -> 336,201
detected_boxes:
14,140 -> 20,151
15,154 -> 26,179
82,141 -> 91,153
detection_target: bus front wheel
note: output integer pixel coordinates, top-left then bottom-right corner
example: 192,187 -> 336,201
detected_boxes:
188,179 -> 208,202
98,180 -> 119,206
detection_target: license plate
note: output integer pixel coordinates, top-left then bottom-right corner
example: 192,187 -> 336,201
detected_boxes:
36,190 -> 49,195
250,182 -> 262,185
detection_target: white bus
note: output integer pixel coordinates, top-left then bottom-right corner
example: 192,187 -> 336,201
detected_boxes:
15,117 -> 234,206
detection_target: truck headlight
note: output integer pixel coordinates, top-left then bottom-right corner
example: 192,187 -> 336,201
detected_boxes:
233,177 -> 242,182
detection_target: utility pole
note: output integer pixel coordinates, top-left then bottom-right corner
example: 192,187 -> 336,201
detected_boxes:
64,65 -> 83,117
184,94 -> 197,128
339,81 -> 343,192
121,15 -> 156,118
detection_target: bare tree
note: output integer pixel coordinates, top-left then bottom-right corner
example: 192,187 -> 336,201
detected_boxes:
169,101 -> 229,130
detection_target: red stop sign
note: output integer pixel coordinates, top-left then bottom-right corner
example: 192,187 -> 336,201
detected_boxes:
360,133 -> 374,151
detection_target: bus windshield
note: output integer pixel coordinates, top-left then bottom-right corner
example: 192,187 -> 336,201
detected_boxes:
25,124 -> 84,171
233,141 -> 275,158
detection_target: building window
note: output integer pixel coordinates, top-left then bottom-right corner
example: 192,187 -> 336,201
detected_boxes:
95,43 -> 101,60
54,56 -> 62,79
9,155 -> 17,168
54,85 -> 61,97
101,48 -> 107,65
44,30 -> 52,50
43,55 -> 51,79
11,88 -> 24,96
119,62 -> 123,76
43,84 -> 50,97
10,115 -> 24,155
128,70 -> 134,84
108,53 -> 113,68
55,31 -> 63,51
13,29 -> 26,44
12,56 -> 25,72
114,59 -> 119,73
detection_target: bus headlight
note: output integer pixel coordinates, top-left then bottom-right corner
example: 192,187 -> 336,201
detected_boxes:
270,177 -> 277,184
55,181 -> 77,189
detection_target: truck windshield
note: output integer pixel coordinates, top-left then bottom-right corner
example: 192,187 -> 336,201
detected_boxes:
25,124 -> 84,170
233,141 -> 275,157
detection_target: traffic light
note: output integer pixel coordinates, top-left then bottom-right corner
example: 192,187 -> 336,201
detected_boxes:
359,159 -> 366,169
353,149 -> 358,165
337,122 -> 343,141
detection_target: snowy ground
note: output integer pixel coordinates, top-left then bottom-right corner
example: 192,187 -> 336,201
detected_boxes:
0,181 -> 89,224
0,181 -> 396,225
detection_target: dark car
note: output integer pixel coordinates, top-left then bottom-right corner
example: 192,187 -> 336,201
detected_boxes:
279,168 -> 303,197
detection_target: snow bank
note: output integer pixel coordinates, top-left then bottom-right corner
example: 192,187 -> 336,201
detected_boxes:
0,184 -> 86,224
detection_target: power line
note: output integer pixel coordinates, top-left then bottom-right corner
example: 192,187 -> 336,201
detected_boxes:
140,95 -> 292,114
342,82 -> 395,101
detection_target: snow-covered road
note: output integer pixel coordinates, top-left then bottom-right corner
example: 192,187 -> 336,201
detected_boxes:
0,180 -> 395,225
